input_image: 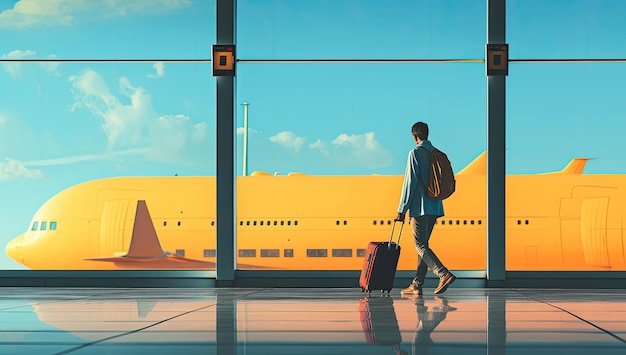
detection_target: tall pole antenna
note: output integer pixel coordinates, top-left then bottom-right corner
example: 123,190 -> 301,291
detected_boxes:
242,101 -> 249,176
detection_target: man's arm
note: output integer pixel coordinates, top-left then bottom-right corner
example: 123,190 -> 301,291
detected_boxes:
395,149 -> 419,222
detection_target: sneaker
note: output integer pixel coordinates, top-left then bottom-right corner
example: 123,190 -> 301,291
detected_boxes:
400,282 -> 422,296
434,296 -> 457,312
434,273 -> 456,294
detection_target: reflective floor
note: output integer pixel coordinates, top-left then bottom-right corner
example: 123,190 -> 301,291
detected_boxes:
0,287 -> 625,354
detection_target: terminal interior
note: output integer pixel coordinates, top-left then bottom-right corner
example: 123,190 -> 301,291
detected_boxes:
1,0 -> 626,354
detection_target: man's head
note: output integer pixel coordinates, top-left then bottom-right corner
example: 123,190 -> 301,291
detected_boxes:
411,122 -> 429,141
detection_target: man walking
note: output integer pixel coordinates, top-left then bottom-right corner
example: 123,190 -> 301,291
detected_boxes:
395,122 -> 455,295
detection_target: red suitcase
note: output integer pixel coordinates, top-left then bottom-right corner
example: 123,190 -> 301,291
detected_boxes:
359,221 -> 403,293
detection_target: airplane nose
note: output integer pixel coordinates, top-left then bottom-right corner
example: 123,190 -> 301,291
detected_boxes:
5,234 -> 24,264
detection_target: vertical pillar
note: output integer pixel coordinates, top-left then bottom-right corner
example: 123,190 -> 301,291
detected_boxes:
216,0 -> 236,283
487,0 -> 506,281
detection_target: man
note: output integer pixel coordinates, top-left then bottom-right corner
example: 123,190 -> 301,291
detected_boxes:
395,121 -> 455,295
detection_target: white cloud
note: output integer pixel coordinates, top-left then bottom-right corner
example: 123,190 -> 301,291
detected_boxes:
269,131 -> 306,152
23,148 -> 150,167
69,70 -> 147,148
192,122 -> 208,143
68,69 -> 208,164
0,158 -> 42,181
1,49 -> 36,77
236,127 -> 260,135
148,62 -> 165,78
312,132 -> 393,169
41,54 -> 61,77
309,139 -> 329,156
332,132 -> 379,150
0,0 -> 193,29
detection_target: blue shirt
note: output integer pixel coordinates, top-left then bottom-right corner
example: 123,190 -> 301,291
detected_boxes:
397,140 -> 444,217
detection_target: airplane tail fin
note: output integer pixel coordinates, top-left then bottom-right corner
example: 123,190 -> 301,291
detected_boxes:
457,152 -> 486,175
543,158 -> 594,175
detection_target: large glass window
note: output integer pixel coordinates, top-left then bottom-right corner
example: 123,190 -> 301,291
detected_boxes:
235,0 -> 487,271
0,2 -> 216,270
507,0 -> 626,271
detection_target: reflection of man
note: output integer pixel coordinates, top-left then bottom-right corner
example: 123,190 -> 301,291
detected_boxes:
411,296 -> 457,355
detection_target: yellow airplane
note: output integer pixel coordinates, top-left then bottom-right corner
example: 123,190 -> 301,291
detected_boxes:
5,152 -> 626,271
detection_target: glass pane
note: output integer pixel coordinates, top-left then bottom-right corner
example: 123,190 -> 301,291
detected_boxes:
508,0 -> 626,59
237,0 -> 486,59
0,62 -> 215,270
507,62 -> 626,271
236,62 -> 486,271
0,2 -> 214,60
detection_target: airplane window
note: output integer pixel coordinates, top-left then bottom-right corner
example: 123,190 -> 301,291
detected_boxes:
31,221 -> 39,231
525,220 -> 529,225
253,221 -> 257,226
211,221 -> 215,226
387,220 -> 391,225
239,249 -> 256,257
332,249 -> 352,257
373,220 -> 377,225
203,249 -> 216,258
239,221 -> 243,226
343,220 -> 347,225
177,221 -> 181,226
274,221 -> 278,226
287,221 -> 291,226
284,249 -> 294,257
267,220 -> 270,226
356,249 -> 366,257
464,220 -> 467,225
40,221 -> 47,231
294,221 -> 298,226
478,220 -> 482,225
163,221 -> 167,226
306,249 -> 328,257
50,221 -> 57,230
336,220 -> 340,225
175,249 -> 185,257
280,221 -> 284,226
517,220 -> 521,225
260,221 -> 264,226
379,220 -> 384,225
471,220 -> 475,225
456,220 -> 460,225
246,221 -> 250,226
261,249 -> 280,257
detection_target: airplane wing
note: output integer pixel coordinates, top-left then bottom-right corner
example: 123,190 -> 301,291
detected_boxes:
85,200 -> 215,269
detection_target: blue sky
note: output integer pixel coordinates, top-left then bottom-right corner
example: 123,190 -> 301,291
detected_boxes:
1,0 -> 626,269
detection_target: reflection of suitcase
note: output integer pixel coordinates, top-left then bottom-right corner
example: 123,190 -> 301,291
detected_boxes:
359,221 -> 403,293
359,296 -> 402,346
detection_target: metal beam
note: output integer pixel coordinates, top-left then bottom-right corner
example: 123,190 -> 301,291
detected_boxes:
216,0 -> 236,284
487,0 -> 506,281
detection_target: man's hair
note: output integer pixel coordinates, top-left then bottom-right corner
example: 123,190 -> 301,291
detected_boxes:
411,122 -> 429,140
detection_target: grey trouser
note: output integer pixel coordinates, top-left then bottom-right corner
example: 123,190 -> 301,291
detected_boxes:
410,216 -> 448,284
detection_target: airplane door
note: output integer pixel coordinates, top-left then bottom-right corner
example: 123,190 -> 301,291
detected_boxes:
560,186 -> 618,269
580,197 -> 610,268
100,200 -> 131,257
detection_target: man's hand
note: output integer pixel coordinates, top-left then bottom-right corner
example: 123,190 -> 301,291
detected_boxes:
395,212 -> 405,223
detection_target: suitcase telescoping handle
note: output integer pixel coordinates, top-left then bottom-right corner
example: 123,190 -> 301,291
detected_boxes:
387,220 -> 404,249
